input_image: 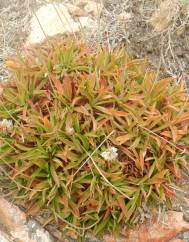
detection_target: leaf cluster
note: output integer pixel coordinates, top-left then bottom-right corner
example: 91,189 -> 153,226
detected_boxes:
0,38 -> 189,238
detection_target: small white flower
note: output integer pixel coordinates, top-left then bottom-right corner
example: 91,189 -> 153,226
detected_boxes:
101,146 -> 118,161
66,127 -> 75,135
0,119 -> 13,133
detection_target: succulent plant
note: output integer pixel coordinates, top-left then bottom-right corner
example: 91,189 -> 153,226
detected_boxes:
0,37 -> 189,238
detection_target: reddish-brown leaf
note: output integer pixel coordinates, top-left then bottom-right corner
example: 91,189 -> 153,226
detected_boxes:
174,112 -> 189,124
62,75 -> 73,100
50,74 -> 64,94
115,134 -> 133,145
42,116 -> 52,129
97,106 -> 128,117
117,197 -> 127,217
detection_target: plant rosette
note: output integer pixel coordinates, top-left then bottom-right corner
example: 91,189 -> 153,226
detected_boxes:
0,37 -> 189,239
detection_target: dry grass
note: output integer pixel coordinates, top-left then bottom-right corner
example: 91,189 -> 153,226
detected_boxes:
0,0 -> 49,80
0,0 -> 33,80
76,0 -> 189,78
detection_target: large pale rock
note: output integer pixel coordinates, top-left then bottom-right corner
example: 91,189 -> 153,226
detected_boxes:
0,198 -> 53,242
26,3 -> 93,45
122,211 -> 189,242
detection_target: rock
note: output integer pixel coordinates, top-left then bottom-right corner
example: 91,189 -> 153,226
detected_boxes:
66,3 -> 87,17
121,211 -> 189,242
0,197 -> 189,242
77,16 -> 94,30
27,3 -> 74,44
0,230 -> 12,242
150,0 -> 182,32
75,0 -> 88,8
84,1 -> 103,17
169,239 -> 184,242
26,3 -> 94,45
183,231 -> 189,240
103,234 -> 127,242
183,210 -> 189,222
0,198 -> 54,242
176,26 -> 185,37
117,12 -> 132,22
103,234 -> 115,242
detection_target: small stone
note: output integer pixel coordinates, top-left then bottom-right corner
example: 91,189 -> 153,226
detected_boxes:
75,0 -> 88,8
176,26 -> 185,37
183,210 -> 189,222
66,3 -> 87,17
117,12 -> 132,22
84,1 -> 103,17
78,16 -> 95,30
103,234 -> 116,242
183,231 -> 189,239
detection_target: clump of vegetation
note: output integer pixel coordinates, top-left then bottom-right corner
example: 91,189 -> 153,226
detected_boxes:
0,38 -> 189,238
